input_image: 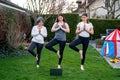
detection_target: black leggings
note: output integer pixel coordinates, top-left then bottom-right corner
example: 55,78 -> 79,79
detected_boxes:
69,36 -> 89,65
28,41 -> 43,65
45,39 -> 66,65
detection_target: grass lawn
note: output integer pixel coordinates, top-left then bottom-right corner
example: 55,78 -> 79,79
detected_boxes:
0,44 -> 120,80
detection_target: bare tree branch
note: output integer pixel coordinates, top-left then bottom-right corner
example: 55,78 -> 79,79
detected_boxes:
34,0 -> 37,12
102,0 -> 119,19
91,6 -> 107,11
115,14 -> 120,18
26,0 -> 67,22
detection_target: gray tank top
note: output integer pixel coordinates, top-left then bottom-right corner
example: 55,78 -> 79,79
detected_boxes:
54,23 -> 66,41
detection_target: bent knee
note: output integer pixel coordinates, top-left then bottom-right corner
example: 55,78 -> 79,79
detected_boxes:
45,44 -> 50,49
28,48 -> 32,53
69,43 -> 73,48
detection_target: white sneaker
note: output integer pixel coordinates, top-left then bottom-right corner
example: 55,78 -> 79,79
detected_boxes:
58,65 -> 61,69
36,65 -> 39,68
80,65 -> 84,70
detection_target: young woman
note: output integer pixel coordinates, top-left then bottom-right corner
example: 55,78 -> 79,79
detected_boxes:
69,13 -> 94,70
45,14 -> 70,69
28,17 -> 47,68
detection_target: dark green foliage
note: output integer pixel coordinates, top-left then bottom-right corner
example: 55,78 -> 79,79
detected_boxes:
18,45 -> 25,50
64,13 -> 80,42
0,49 -> 29,58
43,14 -> 57,41
89,19 -> 120,39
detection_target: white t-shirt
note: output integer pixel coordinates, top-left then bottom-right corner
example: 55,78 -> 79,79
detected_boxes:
77,22 -> 93,37
31,25 -> 47,44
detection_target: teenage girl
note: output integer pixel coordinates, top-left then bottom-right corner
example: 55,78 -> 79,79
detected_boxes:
45,14 -> 70,69
69,13 -> 94,70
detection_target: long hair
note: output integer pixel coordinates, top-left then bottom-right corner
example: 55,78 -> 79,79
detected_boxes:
82,13 -> 89,23
56,14 -> 66,22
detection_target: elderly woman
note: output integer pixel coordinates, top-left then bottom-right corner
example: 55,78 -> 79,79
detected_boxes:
28,17 -> 47,68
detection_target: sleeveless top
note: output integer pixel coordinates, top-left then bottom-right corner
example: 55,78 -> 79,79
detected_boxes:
54,23 -> 66,41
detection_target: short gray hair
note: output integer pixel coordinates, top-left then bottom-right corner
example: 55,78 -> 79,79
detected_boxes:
36,17 -> 44,24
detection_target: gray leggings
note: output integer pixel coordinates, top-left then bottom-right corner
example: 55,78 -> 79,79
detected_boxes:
28,41 -> 43,65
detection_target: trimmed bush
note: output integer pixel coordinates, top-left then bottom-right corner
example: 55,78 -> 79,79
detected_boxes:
89,19 -> 120,39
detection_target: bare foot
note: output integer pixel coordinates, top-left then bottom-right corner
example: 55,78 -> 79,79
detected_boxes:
36,55 -> 38,61
79,50 -> 83,59
57,51 -> 61,58
80,65 -> 84,70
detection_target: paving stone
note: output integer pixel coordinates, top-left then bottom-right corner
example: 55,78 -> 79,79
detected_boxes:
89,40 -> 120,69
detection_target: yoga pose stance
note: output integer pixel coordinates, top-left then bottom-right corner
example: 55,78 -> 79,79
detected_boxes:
69,13 -> 94,70
28,17 -> 47,68
45,14 -> 70,69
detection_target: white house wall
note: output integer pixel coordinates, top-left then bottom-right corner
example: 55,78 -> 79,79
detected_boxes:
89,0 -> 120,18
115,0 -> 120,19
89,0 -> 107,18
0,2 -> 26,13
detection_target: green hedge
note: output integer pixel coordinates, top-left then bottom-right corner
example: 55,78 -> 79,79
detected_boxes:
43,13 -> 79,42
89,19 -> 120,39
43,14 -> 120,41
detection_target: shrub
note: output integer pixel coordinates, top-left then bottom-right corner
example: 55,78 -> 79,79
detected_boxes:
95,39 -> 104,45
0,6 -> 31,50
18,45 -> 25,50
89,19 -> 120,39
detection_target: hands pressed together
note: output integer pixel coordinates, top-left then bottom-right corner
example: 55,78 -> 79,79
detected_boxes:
76,24 -> 94,35
37,26 -> 43,33
51,23 -> 70,33
56,25 -> 64,30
